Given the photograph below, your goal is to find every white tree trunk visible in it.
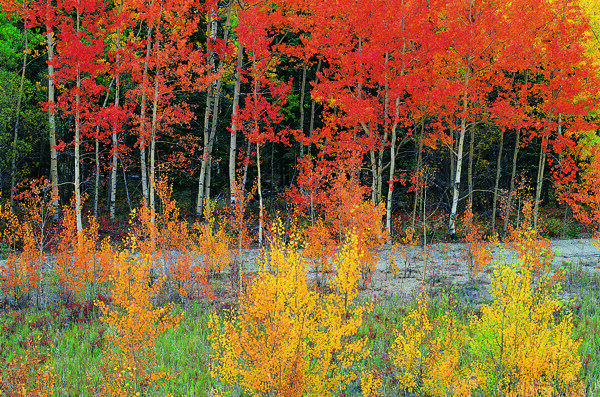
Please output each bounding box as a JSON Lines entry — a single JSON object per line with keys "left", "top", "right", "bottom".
{"left": 196, "top": 6, "right": 221, "bottom": 216}
{"left": 533, "top": 135, "right": 547, "bottom": 230}
{"left": 94, "top": 79, "right": 114, "bottom": 217}
{"left": 74, "top": 9, "right": 83, "bottom": 236}
{"left": 412, "top": 119, "right": 424, "bottom": 230}
{"left": 197, "top": 84, "right": 213, "bottom": 215}
{"left": 47, "top": 28, "right": 59, "bottom": 222}
{"left": 386, "top": 97, "right": 400, "bottom": 235}
{"left": 503, "top": 127, "right": 521, "bottom": 234}
{"left": 257, "top": 141, "right": 263, "bottom": 247}
{"left": 448, "top": 62, "right": 471, "bottom": 237}
{"left": 229, "top": 40, "right": 244, "bottom": 204}
{"left": 150, "top": 39, "right": 160, "bottom": 222}
{"left": 139, "top": 26, "right": 153, "bottom": 204}
{"left": 491, "top": 125, "right": 504, "bottom": 231}
{"left": 468, "top": 122, "right": 474, "bottom": 205}
{"left": 533, "top": 112, "right": 555, "bottom": 230}
{"left": 109, "top": 0, "right": 123, "bottom": 221}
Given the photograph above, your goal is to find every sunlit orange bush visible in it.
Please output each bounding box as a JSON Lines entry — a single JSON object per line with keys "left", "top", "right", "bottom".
{"left": 302, "top": 219, "right": 337, "bottom": 290}
{"left": 54, "top": 202, "right": 112, "bottom": 300}
{"left": 292, "top": 173, "right": 387, "bottom": 288}
{"left": 325, "top": 175, "right": 387, "bottom": 284}
{"left": 0, "top": 335, "right": 55, "bottom": 396}
{"left": 230, "top": 176, "right": 255, "bottom": 253}
{"left": 209, "top": 226, "right": 369, "bottom": 395}
{"left": 0, "top": 230, "right": 44, "bottom": 305}
{"left": 126, "top": 177, "right": 231, "bottom": 301}
{"left": 461, "top": 202, "right": 492, "bottom": 275}
{"left": 0, "top": 179, "right": 56, "bottom": 304}
{"left": 153, "top": 177, "right": 197, "bottom": 299}
{"left": 95, "top": 249, "right": 183, "bottom": 396}
{"left": 192, "top": 198, "right": 233, "bottom": 295}
{"left": 507, "top": 200, "right": 557, "bottom": 281}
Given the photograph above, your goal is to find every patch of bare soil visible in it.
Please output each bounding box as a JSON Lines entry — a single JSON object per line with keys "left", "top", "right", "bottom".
{"left": 360, "top": 238, "right": 600, "bottom": 304}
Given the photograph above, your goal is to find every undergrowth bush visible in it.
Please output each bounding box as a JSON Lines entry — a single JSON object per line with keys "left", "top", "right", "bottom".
{"left": 95, "top": 249, "right": 183, "bottom": 396}
{"left": 127, "top": 177, "right": 231, "bottom": 301}
{"left": 303, "top": 219, "right": 337, "bottom": 289}
{"left": 461, "top": 202, "right": 493, "bottom": 275}
{"left": 0, "top": 335, "right": 55, "bottom": 396}
{"left": 507, "top": 201, "right": 558, "bottom": 282}
{"left": 471, "top": 261, "right": 582, "bottom": 395}
{"left": 55, "top": 203, "right": 114, "bottom": 301}
{"left": 290, "top": 171, "right": 387, "bottom": 288}
{"left": 0, "top": 179, "right": 55, "bottom": 306}
{"left": 209, "top": 225, "right": 369, "bottom": 395}
{"left": 393, "top": 263, "right": 582, "bottom": 395}
{"left": 392, "top": 292, "right": 481, "bottom": 396}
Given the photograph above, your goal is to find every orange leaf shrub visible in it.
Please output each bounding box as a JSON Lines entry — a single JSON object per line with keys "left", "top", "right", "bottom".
{"left": 154, "top": 178, "right": 198, "bottom": 299}
{"left": 302, "top": 219, "right": 337, "bottom": 289}
{"left": 326, "top": 175, "right": 387, "bottom": 286}
{"left": 0, "top": 195, "right": 20, "bottom": 252}
{"left": 128, "top": 177, "right": 230, "bottom": 301}
{"left": 461, "top": 202, "right": 492, "bottom": 275}
{"left": 126, "top": 176, "right": 186, "bottom": 259}
{"left": 9, "top": 178, "right": 56, "bottom": 253}
{"left": 193, "top": 198, "right": 233, "bottom": 282}
{"left": 54, "top": 202, "right": 112, "bottom": 300}
{"left": 0, "top": 336, "right": 55, "bottom": 396}
{"left": 0, "top": 179, "right": 56, "bottom": 304}
{"left": 291, "top": 172, "right": 387, "bottom": 288}
{"left": 507, "top": 200, "right": 557, "bottom": 281}
{"left": 209, "top": 226, "right": 369, "bottom": 395}
{"left": 0, "top": 230, "right": 44, "bottom": 305}
{"left": 230, "top": 176, "right": 255, "bottom": 253}
{"left": 227, "top": 176, "right": 257, "bottom": 294}
{"left": 95, "top": 248, "right": 183, "bottom": 396}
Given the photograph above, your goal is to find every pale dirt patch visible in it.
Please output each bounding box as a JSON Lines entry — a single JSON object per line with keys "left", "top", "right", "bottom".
{"left": 359, "top": 238, "right": 600, "bottom": 303}
{"left": 1, "top": 238, "right": 598, "bottom": 308}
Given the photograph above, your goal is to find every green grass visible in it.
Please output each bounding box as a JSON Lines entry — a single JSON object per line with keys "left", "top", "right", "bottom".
{"left": 564, "top": 262, "right": 600, "bottom": 396}
{"left": 52, "top": 321, "right": 104, "bottom": 395}
{"left": 155, "top": 301, "right": 215, "bottom": 395}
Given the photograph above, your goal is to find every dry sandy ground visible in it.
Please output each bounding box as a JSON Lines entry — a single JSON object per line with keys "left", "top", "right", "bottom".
{"left": 361, "top": 238, "right": 600, "bottom": 302}
{"left": 229, "top": 238, "right": 600, "bottom": 305}
{"left": 1, "top": 238, "right": 599, "bottom": 307}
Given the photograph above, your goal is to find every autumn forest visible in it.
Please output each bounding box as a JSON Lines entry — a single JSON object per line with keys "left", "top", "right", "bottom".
{"left": 1, "top": 0, "right": 600, "bottom": 395}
